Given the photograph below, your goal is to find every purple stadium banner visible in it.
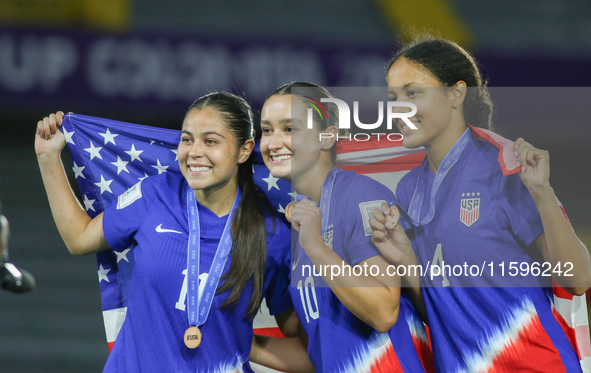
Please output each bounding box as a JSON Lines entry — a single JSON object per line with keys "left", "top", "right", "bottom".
{"left": 0, "top": 28, "right": 390, "bottom": 110}
{"left": 1, "top": 27, "right": 590, "bottom": 140}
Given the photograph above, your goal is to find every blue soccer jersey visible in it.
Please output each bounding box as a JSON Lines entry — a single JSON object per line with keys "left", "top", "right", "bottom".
{"left": 290, "top": 170, "right": 433, "bottom": 373}
{"left": 396, "top": 130, "right": 582, "bottom": 373}
{"left": 102, "top": 172, "right": 292, "bottom": 373}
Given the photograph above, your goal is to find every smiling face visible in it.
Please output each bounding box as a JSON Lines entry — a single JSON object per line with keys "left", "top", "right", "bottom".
{"left": 387, "top": 57, "right": 459, "bottom": 150}
{"left": 178, "top": 107, "right": 247, "bottom": 195}
{"left": 261, "top": 94, "right": 333, "bottom": 183}
{"left": 260, "top": 94, "right": 293, "bottom": 181}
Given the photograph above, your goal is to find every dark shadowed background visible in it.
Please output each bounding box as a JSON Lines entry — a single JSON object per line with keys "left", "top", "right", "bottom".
{"left": 0, "top": 0, "right": 590, "bottom": 371}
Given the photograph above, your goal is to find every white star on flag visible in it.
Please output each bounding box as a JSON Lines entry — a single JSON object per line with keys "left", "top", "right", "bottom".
{"left": 98, "top": 264, "right": 111, "bottom": 283}
{"left": 84, "top": 141, "right": 103, "bottom": 161}
{"left": 95, "top": 175, "right": 113, "bottom": 194}
{"left": 152, "top": 159, "right": 169, "bottom": 174}
{"left": 72, "top": 161, "right": 85, "bottom": 179}
{"left": 83, "top": 194, "right": 96, "bottom": 212}
{"left": 171, "top": 149, "right": 178, "bottom": 161}
{"left": 114, "top": 249, "right": 131, "bottom": 263}
{"left": 111, "top": 156, "right": 130, "bottom": 175}
{"left": 125, "top": 144, "right": 143, "bottom": 162}
{"left": 262, "top": 172, "right": 280, "bottom": 191}
{"left": 139, "top": 173, "right": 149, "bottom": 181}
{"left": 63, "top": 128, "right": 75, "bottom": 145}
{"left": 99, "top": 128, "right": 118, "bottom": 145}
{"left": 277, "top": 204, "right": 285, "bottom": 214}
{"left": 288, "top": 191, "right": 298, "bottom": 199}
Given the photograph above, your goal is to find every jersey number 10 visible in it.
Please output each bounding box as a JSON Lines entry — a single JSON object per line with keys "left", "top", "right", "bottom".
{"left": 297, "top": 276, "right": 319, "bottom": 323}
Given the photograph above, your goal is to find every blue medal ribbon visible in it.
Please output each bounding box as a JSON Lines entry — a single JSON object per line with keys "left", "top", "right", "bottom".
{"left": 293, "top": 167, "right": 341, "bottom": 237}
{"left": 408, "top": 128, "right": 471, "bottom": 226}
{"left": 185, "top": 186, "right": 241, "bottom": 329}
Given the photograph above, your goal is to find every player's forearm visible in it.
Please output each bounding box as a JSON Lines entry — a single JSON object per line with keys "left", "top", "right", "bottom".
{"left": 274, "top": 308, "right": 300, "bottom": 338}
{"left": 251, "top": 335, "right": 315, "bottom": 373}
{"left": 332, "top": 284, "right": 400, "bottom": 333}
{"left": 533, "top": 186, "right": 591, "bottom": 294}
{"left": 305, "top": 245, "right": 400, "bottom": 332}
{"left": 37, "top": 152, "right": 105, "bottom": 255}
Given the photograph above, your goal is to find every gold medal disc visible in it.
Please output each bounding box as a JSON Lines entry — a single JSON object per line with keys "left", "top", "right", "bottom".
{"left": 385, "top": 205, "right": 400, "bottom": 230}
{"left": 184, "top": 326, "right": 202, "bottom": 349}
{"left": 285, "top": 201, "right": 298, "bottom": 223}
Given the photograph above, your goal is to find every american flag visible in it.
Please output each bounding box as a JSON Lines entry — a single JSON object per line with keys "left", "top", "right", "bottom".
{"left": 61, "top": 113, "right": 292, "bottom": 354}
{"left": 62, "top": 114, "right": 590, "bottom": 372}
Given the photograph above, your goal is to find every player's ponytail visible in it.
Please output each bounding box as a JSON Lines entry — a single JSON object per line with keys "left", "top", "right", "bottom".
{"left": 386, "top": 37, "right": 494, "bottom": 131}
{"left": 188, "top": 92, "right": 276, "bottom": 320}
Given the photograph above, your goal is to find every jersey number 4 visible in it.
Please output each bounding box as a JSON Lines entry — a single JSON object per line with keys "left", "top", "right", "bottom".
{"left": 432, "top": 243, "right": 450, "bottom": 287}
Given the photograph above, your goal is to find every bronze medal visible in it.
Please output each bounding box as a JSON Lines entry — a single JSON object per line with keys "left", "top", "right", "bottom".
{"left": 285, "top": 201, "right": 298, "bottom": 223}
{"left": 184, "top": 326, "right": 202, "bottom": 349}
{"left": 385, "top": 205, "right": 400, "bottom": 230}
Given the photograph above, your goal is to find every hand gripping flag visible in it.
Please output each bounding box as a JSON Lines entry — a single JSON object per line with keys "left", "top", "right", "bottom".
{"left": 469, "top": 125, "right": 591, "bottom": 371}
{"left": 63, "top": 114, "right": 590, "bottom": 372}
{"left": 61, "top": 113, "right": 292, "bottom": 353}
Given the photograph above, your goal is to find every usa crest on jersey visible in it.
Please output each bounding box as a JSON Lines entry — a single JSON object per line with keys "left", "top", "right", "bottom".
{"left": 460, "top": 197, "right": 480, "bottom": 227}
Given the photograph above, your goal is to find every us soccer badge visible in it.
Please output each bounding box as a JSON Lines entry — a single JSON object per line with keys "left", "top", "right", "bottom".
{"left": 460, "top": 194, "right": 480, "bottom": 227}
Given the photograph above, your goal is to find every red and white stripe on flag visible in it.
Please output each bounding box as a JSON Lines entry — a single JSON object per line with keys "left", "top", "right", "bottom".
{"left": 472, "top": 126, "right": 591, "bottom": 372}
{"left": 103, "top": 308, "right": 127, "bottom": 352}
{"left": 251, "top": 138, "right": 424, "bottom": 371}
{"left": 62, "top": 113, "right": 587, "bottom": 372}
{"left": 552, "top": 199, "right": 591, "bottom": 372}
{"left": 253, "top": 133, "right": 591, "bottom": 373}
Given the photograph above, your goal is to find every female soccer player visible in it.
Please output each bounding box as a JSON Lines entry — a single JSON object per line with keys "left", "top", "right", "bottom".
{"left": 35, "top": 92, "right": 294, "bottom": 372}
{"left": 371, "top": 38, "right": 591, "bottom": 372}
{"left": 251, "top": 82, "right": 434, "bottom": 372}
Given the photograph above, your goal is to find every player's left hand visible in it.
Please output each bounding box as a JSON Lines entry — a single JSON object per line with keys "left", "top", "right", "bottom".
{"left": 370, "top": 203, "right": 414, "bottom": 265}
{"left": 291, "top": 198, "right": 325, "bottom": 253}
{"left": 513, "top": 138, "right": 551, "bottom": 194}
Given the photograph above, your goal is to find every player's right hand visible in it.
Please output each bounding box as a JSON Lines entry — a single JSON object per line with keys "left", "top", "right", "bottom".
{"left": 370, "top": 202, "right": 413, "bottom": 266}
{"left": 35, "top": 111, "right": 66, "bottom": 156}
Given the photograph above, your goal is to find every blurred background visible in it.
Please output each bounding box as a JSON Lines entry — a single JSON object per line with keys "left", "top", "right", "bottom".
{"left": 0, "top": 0, "right": 590, "bottom": 371}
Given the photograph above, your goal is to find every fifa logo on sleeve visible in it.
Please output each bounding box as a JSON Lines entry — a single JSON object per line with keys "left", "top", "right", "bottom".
{"left": 460, "top": 196, "right": 480, "bottom": 227}
{"left": 323, "top": 229, "right": 333, "bottom": 250}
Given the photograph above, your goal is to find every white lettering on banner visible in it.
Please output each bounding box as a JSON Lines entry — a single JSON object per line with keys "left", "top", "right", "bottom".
{"left": 235, "top": 47, "right": 326, "bottom": 101}
{"left": 177, "top": 43, "right": 232, "bottom": 98}
{"left": 88, "top": 38, "right": 232, "bottom": 100}
{"left": 0, "top": 34, "right": 77, "bottom": 93}
{"left": 43, "top": 36, "right": 78, "bottom": 92}
{"left": 0, "top": 32, "right": 399, "bottom": 105}
{"left": 336, "top": 54, "right": 389, "bottom": 87}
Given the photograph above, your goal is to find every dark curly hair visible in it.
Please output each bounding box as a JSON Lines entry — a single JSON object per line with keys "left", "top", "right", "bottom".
{"left": 386, "top": 38, "right": 494, "bottom": 131}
